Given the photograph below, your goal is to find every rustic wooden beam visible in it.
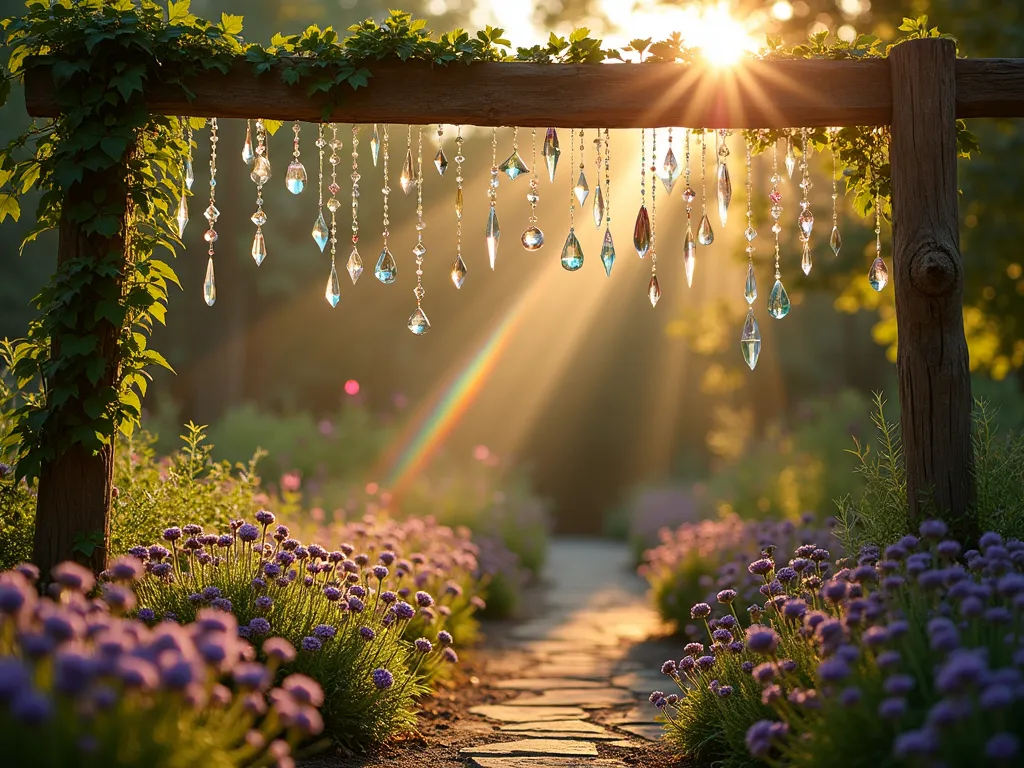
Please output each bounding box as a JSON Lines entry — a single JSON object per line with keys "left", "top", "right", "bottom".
{"left": 890, "top": 38, "right": 977, "bottom": 543}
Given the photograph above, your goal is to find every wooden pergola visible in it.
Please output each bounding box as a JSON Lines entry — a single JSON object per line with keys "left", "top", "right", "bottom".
{"left": 21, "top": 38, "right": 1024, "bottom": 571}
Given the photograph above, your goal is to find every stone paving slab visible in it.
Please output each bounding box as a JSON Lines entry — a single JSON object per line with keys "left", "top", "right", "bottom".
{"left": 496, "top": 678, "right": 604, "bottom": 691}
{"left": 461, "top": 739, "right": 598, "bottom": 757}
{"left": 610, "top": 672, "right": 670, "bottom": 696}
{"left": 498, "top": 720, "right": 620, "bottom": 739}
{"left": 470, "top": 705, "right": 589, "bottom": 723}
{"left": 617, "top": 723, "right": 664, "bottom": 741}
{"left": 504, "top": 688, "right": 635, "bottom": 709}
{"left": 467, "top": 759, "right": 627, "bottom": 768}
{"left": 605, "top": 705, "right": 655, "bottom": 725}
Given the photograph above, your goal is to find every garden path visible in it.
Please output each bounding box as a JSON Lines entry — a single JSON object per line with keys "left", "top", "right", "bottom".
{"left": 459, "top": 538, "right": 678, "bottom": 767}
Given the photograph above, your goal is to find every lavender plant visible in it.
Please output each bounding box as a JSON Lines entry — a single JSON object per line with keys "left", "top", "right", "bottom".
{"left": 0, "top": 559, "right": 324, "bottom": 768}
{"left": 130, "top": 512, "right": 463, "bottom": 749}
{"left": 651, "top": 520, "right": 1024, "bottom": 768}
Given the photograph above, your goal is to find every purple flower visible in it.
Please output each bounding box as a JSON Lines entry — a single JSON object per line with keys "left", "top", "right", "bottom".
{"left": 894, "top": 729, "right": 938, "bottom": 758}
{"left": 936, "top": 651, "right": 987, "bottom": 695}
{"left": 979, "top": 531, "right": 1004, "bottom": 550}
{"left": 716, "top": 589, "right": 737, "bottom": 604}
{"left": 684, "top": 642, "right": 704, "bottom": 656}
{"left": 263, "top": 638, "right": 296, "bottom": 663}
{"left": 980, "top": 684, "right": 1013, "bottom": 710}
{"left": 379, "top": 551, "right": 396, "bottom": 565}
{"left": 301, "top": 637, "right": 322, "bottom": 652}
{"left": 283, "top": 673, "right": 324, "bottom": 706}
{"left": 313, "top": 624, "right": 337, "bottom": 639}
{"left": 748, "top": 558, "right": 774, "bottom": 576}
{"left": 776, "top": 566, "right": 798, "bottom": 584}
{"left": 248, "top": 618, "right": 271, "bottom": 637}
{"left": 818, "top": 658, "right": 851, "bottom": 683}
{"left": 745, "top": 719, "right": 788, "bottom": 758}
{"left": 234, "top": 662, "right": 270, "bottom": 690}
{"left": 877, "top": 650, "right": 901, "bottom": 669}
{"left": 442, "top": 647, "right": 458, "bottom": 663}
{"left": 137, "top": 607, "right": 156, "bottom": 623}
{"left": 414, "top": 638, "right": 434, "bottom": 653}
{"left": 10, "top": 688, "right": 53, "bottom": 725}
{"left": 782, "top": 599, "right": 807, "bottom": 620}
{"left": 690, "top": 602, "right": 712, "bottom": 619}
{"left": 937, "top": 539, "right": 961, "bottom": 559}
{"left": 323, "top": 586, "right": 342, "bottom": 602}
{"left": 255, "top": 595, "right": 273, "bottom": 612}
{"left": 52, "top": 562, "right": 95, "bottom": 593}
{"left": 696, "top": 655, "right": 716, "bottom": 671}
{"left": 661, "top": 660, "right": 677, "bottom": 675}
{"left": 712, "top": 628, "right": 733, "bottom": 643}
{"left": 839, "top": 686, "right": 862, "bottom": 706}
{"left": 752, "top": 663, "right": 776, "bottom": 684}
{"left": 393, "top": 601, "right": 415, "bottom": 620}
{"left": 210, "top": 597, "right": 233, "bottom": 612}
{"left": 238, "top": 524, "right": 260, "bottom": 542}
{"left": 263, "top": 562, "right": 281, "bottom": 578}
{"left": 359, "top": 627, "right": 376, "bottom": 641}
{"left": 717, "top": 685, "right": 733, "bottom": 697}
{"left": 347, "top": 596, "right": 365, "bottom": 613}
{"left": 884, "top": 674, "right": 914, "bottom": 696}
{"left": 373, "top": 566, "right": 389, "bottom": 580}
{"left": 372, "top": 668, "right": 395, "bottom": 689}
{"left": 745, "top": 626, "right": 780, "bottom": 655}
{"left": 437, "top": 630, "right": 453, "bottom": 646}
{"left": 162, "top": 527, "right": 183, "bottom": 542}
{"left": 919, "top": 519, "right": 948, "bottom": 539}
{"left": 415, "top": 591, "right": 434, "bottom": 608}
{"left": 679, "top": 656, "right": 696, "bottom": 672}
{"left": 986, "top": 733, "right": 1019, "bottom": 760}
{"left": 822, "top": 580, "right": 847, "bottom": 603}
{"left": 255, "top": 510, "right": 275, "bottom": 526}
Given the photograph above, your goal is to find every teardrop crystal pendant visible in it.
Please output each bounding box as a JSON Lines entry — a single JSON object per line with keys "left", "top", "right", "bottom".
{"left": 869, "top": 256, "right": 889, "bottom": 291}
{"left": 176, "top": 187, "right": 188, "bottom": 238}
{"left": 648, "top": 275, "right": 661, "bottom": 307}
{"left": 434, "top": 147, "right": 448, "bottom": 176}
{"left": 697, "top": 212, "right": 714, "bottom": 246}
{"left": 683, "top": 227, "right": 696, "bottom": 287}
{"left": 660, "top": 147, "right": 680, "bottom": 194}
{"left": 522, "top": 226, "right": 544, "bottom": 251}
{"left": 799, "top": 208, "right": 814, "bottom": 237}
{"left": 285, "top": 160, "right": 307, "bottom": 194}
{"left": 325, "top": 264, "right": 341, "bottom": 307}
{"left": 370, "top": 125, "right": 380, "bottom": 167}
{"left": 740, "top": 309, "right": 761, "bottom": 370}
{"left": 203, "top": 257, "right": 216, "bottom": 306}
{"left": 312, "top": 212, "right": 329, "bottom": 252}
{"left": 592, "top": 185, "right": 605, "bottom": 229}
{"left": 408, "top": 306, "right": 431, "bottom": 335}
{"left": 745, "top": 262, "right": 757, "bottom": 304}
{"left": 543, "top": 128, "right": 560, "bottom": 182}
{"left": 500, "top": 151, "right": 529, "bottom": 181}
{"left": 574, "top": 171, "right": 589, "bottom": 206}
{"left": 801, "top": 243, "right": 813, "bottom": 275}
{"left": 560, "top": 229, "right": 584, "bottom": 271}
{"left": 600, "top": 227, "right": 616, "bottom": 277}
{"left": 633, "top": 205, "right": 651, "bottom": 258}
{"left": 375, "top": 247, "right": 398, "bottom": 284}
{"left": 400, "top": 148, "right": 416, "bottom": 194}
{"left": 251, "top": 231, "right": 267, "bottom": 266}
{"left": 450, "top": 255, "right": 467, "bottom": 289}
{"left": 717, "top": 161, "right": 732, "bottom": 227}
{"left": 250, "top": 155, "right": 271, "bottom": 185}
{"left": 767, "top": 279, "right": 791, "bottom": 319}
{"left": 830, "top": 226, "right": 842, "bottom": 257}
{"left": 184, "top": 158, "right": 194, "bottom": 191}
{"left": 242, "top": 123, "right": 254, "bottom": 166}
{"left": 785, "top": 140, "right": 796, "bottom": 179}
{"left": 485, "top": 206, "right": 500, "bottom": 270}
{"left": 347, "top": 248, "right": 363, "bottom": 284}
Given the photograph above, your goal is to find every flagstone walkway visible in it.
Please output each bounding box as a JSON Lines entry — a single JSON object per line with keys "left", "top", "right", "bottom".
{"left": 459, "top": 538, "right": 679, "bottom": 768}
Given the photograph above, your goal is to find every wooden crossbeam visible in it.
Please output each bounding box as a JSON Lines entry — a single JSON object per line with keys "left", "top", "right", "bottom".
{"left": 23, "top": 57, "right": 1024, "bottom": 129}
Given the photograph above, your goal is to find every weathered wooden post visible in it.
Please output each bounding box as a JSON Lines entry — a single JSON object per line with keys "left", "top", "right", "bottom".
{"left": 889, "top": 38, "right": 977, "bottom": 542}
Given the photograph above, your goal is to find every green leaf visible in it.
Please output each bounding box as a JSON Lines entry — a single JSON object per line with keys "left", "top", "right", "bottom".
{"left": 168, "top": 0, "right": 192, "bottom": 25}
{"left": 0, "top": 193, "right": 20, "bottom": 224}
{"left": 220, "top": 13, "right": 243, "bottom": 36}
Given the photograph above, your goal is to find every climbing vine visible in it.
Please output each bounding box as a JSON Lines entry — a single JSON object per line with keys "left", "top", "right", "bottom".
{"left": 0, "top": 0, "right": 977, "bottom": 483}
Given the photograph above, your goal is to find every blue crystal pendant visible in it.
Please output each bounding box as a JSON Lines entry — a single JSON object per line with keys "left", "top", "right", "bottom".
{"left": 375, "top": 247, "right": 397, "bottom": 284}
{"left": 312, "top": 212, "right": 329, "bottom": 252}
{"left": 600, "top": 227, "right": 616, "bottom": 276}
{"left": 560, "top": 229, "right": 584, "bottom": 271}
{"left": 767, "top": 278, "right": 790, "bottom": 319}
{"left": 500, "top": 151, "right": 529, "bottom": 180}
{"left": 408, "top": 306, "right": 430, "bottom": 335}
{"left": 741, "top": 308, "right": 761, "bottom": 370}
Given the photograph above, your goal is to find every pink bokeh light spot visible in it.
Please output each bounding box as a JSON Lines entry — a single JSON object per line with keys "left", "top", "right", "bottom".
{"left": 344, "top": 379, "right": 360, "bottom": 396}
{"left": 472, "top": 445, "right": 490, "bottom": 462}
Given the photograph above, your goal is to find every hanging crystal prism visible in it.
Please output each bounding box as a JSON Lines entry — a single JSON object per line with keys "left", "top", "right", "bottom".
{"left": 829, "top": 129, "right": 842, "bottom": 258}
{"left": 522, "top": 227, "right": 544, "bottom": 250}
{"left": 370, "top": 124, "right": 380, "bottom": 167}
{"left": 400, "top": 141, "right": 416, "bottom": 194}
{"left": 523, "top": 130, "right": 545, "bottom": 251}
{"left": 325, "top": 263, "right": 341, "bottom": 307}
{"left": 697, "top": 212, "right": 714, "bottom": 245}
{"left": 251, "top": 155, "right": 271, "bottom": 185}
{"left": 633, "top": 206, "right": 651, "bottom": 258}
{"left": 543, "top": 128, "right": 560, "bottom": 182}
{"left": 716, "top": 130, "right": 731, "bottom": 227}
{"left": 251, "top": 119, "right": 269, "bottom": 266}
{"left": 486, "top": 129, "right": 501, "bottom": 269}
{"left": 683, "top": 227, "right": 696, "bottom": 287}
{"left": 242, "top": 120, "right": 254, "bottom": 166}
{"left": 434, "top": 148, "right": 448, "bottom": 175}
{"left": 184, "top": 158, "right": 194, "bottom": 191}
{"left": 742, "top": 139, "right": 757, "bottom": 304}
{"left": 203, "top": 257, "right": 216, "bottom": 307}
{"left": 768, "top": 278, "right": 790, "bottom": 318}
{"left": 648, "top": 274, "right": 661, "bottom": 307}
{"left": 830, "top": 226, "right": 843, "bottom": 256}
{"left": 592, "top": 184, "right": 605, "bottom": 229}
{"left": 574, "top": 170, "right": 589, "bottom": 206}
{"left": 347, "top": 124, "right": 362, "bottom": 283}
{"left": 801, "top": 242, "right": 813, "bottom": 275}
{"left": 285, "top": 120, "right": 306, "bottom": 194}
{"left": 799, "top": 208, "right": 814, "bottom": 237}
{"left": 600, "top": 227, "right": 616, "bottom": 277}
{"left": 500, "top": 151, "right": 529, "bottom": 180}
{"left": 745, "top": 262, "right": 757, "bottom": 303}
{"left": 347, "top": 249, "right": 363, "bottom": 284}
{"left": 869, "top": 256, "right": 889, "bottom": 291}
{"left": 660, "top": 146, "right": 680, "bottom": 194}
{"left": 740, "top": 309, "right": 761, "bottom": 370}
{"left": 785, "top": 135, "right": 796, "bottom": 179}
{"left": 176, "top": 183, "right": 188, "bottom": 238}
{"left": 450, "top": 255, "right": 467, "bottom": 288}
{"left": 252, "top": 231, "right": 266, "bottom": 266}
{"left": 408, "top": 306, "right": 431, "bottom": 335}
{"left": 375, "top": 247, "right": 397, "bottom": 283}
{"left": 485, "top": 205, "right": 500, "bottom": 269}
{"left": 312, "top": 212, "right": 329, "bottom": 252}
{"left": 561, "top": 229, "right": 584, "bottom": 271}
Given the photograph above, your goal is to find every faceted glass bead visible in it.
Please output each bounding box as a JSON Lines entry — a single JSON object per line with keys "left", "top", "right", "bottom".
{"left": 450, "top": 255, "right": 467, "bottom": 289}
{"left": 203, "top": 257, "right": 216, "bottom": 307}
{"left": 683, "top": 186, "right": 696, "bottom": 204}
{"left": 485, "top": 206, "right": 500, "bottom": 270}
{"left": 203, "top": 229, "right": 218, "bottom": 244}
{"left": 801, "top": 242, "right": 813, "bottom": 275}
{"left": 312, "top": 212, "right": 329, "bottom": 252}
{"left": 744, "top": 225, "right": 757, "bottom": 242}
{"left": 285, "top": 160, "right": 307, "bottom": 194}
{"left": 521, "top": 226, "right": 544, "bottom": 251}
{"left": 543, "top": 128, "right": 560, "bottom": 182}
{"left": 740, "top": 308, "right": 761, "bottom": 370}
{"left": 648, "top": 274, "right": 661, "bottom": 307}
{"left": 325, "top": 263, "right": 341, "bottom": 307}
{"left": 408, "top": 306, "right": 431, "bottom": 335}
{"left": 434, "top": 148, "right": 448, "bottom": 176}
{"left": 252, "top": 231, "right": 267, "bottom": 266}
{"left": 370, "top": 125, "right": 380, "bottom": 167}
{"left": 251, "top": 209, "right": 267, "bottom": 227}
{"left": 799, "top": 208, "right": 814, "bottom": 237}
{"left": 204, "top": 204, "right": 220, "bottom": 224}
{"left": 830, "top": 225, "right": 842, "bottom": 257}
{"left": 375, "top": 247, "right": 397, "bottom": 284}
{"left": 327, "top": 198, "right": 341, "bottom": 213}
{"left": 329, "top": 182, "right": 341, "bottom": 196}
{"left": 717, "top": 161, "right": 732, "bottom": 227}
{"left": 600, "top": 227, "right": 616, "bottom": 277}
{"left": 574, "top": 171, "right": 590, "bottom": 206}
{"left": 745, "top": 262, "right": 757, "bottom": 304}
{"left": 347, "top": 248, "right": 364, "bottom": 284}
{"left": 633, "top": 205, "right": 651, "bottom": 258}
{"left": 785, "top": 141, "right": 797, "bottom": 178}
{"left": 184, "top": 158, "right": 194, "bottom": 191}
{"left": 697, "top": 212, "right": 714, "bottom": 246}
{"left": 176, "top": 190, "right": 188, "bottom": 238}
{"left": 526, "top": 190, "right": 539, "bottom": 204}
{"left": 242, "top": 123, "right": 254, "bottom": 166}
{"left": 400, "top": 148, "right": 416, "bottom": 195}
{"left": 592, "top": 185, "right": 605, "bottom": 229}
{"left": 500, "top": 151, "right": 529, "bottom": 180}
{"left": 560, "top": 229, "right": 584, "bottom": 272}
{"left": 412, "top": 242, "right": 427, "bottom": 257}
{"left": 869, "top": 256, "right": 889, "bottom": 291}
{"left": 683, "top": 227, "right": 696, "bottom": 287}
{"left": 660, "top": 147, "right": 681, "bottom": 194}
{"left": 250, "top": 155, "right": 271, "bottom": 185}
{"left": 768, "top": 278, "right": 790, "bottom": 319}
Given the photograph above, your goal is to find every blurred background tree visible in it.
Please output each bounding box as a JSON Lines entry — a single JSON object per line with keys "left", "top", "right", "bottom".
{"left": 2, "top": 0, "right": 1022, "bottom": 533}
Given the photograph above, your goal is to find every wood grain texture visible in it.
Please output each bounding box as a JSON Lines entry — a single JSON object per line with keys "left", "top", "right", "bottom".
{"left": 889, "top": 39, "right": 977, "bottom": 542}
{"left": 22, "top": 56, "right": 1024, "bottom": 126}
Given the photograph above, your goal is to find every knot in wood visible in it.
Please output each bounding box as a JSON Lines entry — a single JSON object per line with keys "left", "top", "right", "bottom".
{"left": 908, "top": 241, "right": 960, "bottom": 297}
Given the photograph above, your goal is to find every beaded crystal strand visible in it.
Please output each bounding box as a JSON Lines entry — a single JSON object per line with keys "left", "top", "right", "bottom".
{"left": 600, "top": 128, "right": 616, "bottom": 276}
{"left": 347, "top": 125, "right": 363, "bottom": 284}
{"left": 311, "top": 125, "right": 328, "bottom": 252}
{"left": 830, "top": 128, "right": 842, "bottom": 257}
{"left": 374, "top": 125, "right": 398, "bottom": 284}
{"left": 324, "top": 123, "right": 341, "bottom": 307}
{"left": 740, "top": 135, "right": 761, "bottom": 370}
{"left": 798, "top": 128, "right": 814, "bottom": 275}
{"left": 869, "top": 193, "right": 889, "bottom": 291}
{"left": 683, "top": 129, "right": 696, "bottom": 286}
{"left": 521, "top": 128, "right": 544, "bottom": 251}
{"left": 408, "top": 126, "right": 430, "bottom": 334}
{"left": 450, "top": 126, "right": 468, "bottom": 288}
{"left": 560, "top": 128, "right": 583, "bottom": 271}
{"left": 697, "top": 130, "right": 714, "bottom": 246}
{"left": 648, "top": 128, "right": 660, "bottom": 307}
{"left": 249, "top": 118, "right": 270, "bottom": 266}
{"left": 485, "top": 128, "right": 500, "bottom": 270}
{"left": 202, "top": 118, "right": 218, "bottom": 306}
{"left": 176, "top": 119, "right": 192, "bottom": 238}
{"left": 634, "top": 127, "right": 651, "bottom": 258}
{"left": 767, "top": 138, "right": 791, "bottom": 319}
